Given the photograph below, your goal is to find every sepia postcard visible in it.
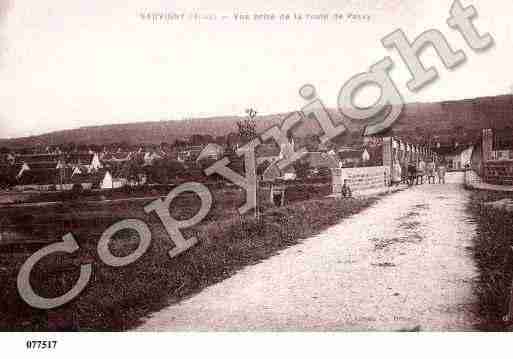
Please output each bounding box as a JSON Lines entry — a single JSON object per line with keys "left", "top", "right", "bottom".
{"left": 0, "top": 0, "right": 512, "bottom": 357}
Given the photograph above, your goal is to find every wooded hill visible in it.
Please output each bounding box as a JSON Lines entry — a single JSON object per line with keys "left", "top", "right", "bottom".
{"left": 1, "top": 94, "right": 512, "bottom": 149}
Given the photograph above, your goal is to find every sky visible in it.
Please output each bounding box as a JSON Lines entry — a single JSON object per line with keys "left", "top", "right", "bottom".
{"left": 0, "top": 0, "right": 511, "bottom": 139}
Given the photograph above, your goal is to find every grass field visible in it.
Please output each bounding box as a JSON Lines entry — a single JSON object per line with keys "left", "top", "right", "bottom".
{"left": 467, "top": 189, "right": 513, "bottom": 331}
{"left": 0, "top": 181, "right": 378, "bottom": 331}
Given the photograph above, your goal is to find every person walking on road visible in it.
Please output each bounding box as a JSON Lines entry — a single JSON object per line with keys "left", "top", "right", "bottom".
{"left": 437, "top": 161, "right": 446, "bottom": 184}
{"left": 427, "top": 160, "right": 436, "bottom": 184}
{"left": 392, "top": 160, "right": 402, "bottom": 186}
{"left": 401, "top": 160, "right": 408, "bottom": 185}
{"left": 416, "top": 159, "right": 426, "bottom": 185}
{"left": 407, "top": 162, "right": 417, "bottom": 186}
{"left": 341, "top": 179, "right": 352, "bottom": 198}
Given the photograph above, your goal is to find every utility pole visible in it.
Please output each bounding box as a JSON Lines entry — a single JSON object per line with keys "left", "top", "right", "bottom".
{"left": 245, "top": 108, "right": 259, "bottom": 220}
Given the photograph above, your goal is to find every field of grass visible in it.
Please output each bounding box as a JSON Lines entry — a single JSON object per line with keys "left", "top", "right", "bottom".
{"left": 467, "top": 189, "right": 513, "bottom": 331}
{"left": 0, "top": 182, "right": 377, "bottom": 331}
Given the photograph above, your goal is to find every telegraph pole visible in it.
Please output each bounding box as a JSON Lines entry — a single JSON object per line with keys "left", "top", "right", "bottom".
{"left": 245, "top": 108, "right": 259, "bottom": 220}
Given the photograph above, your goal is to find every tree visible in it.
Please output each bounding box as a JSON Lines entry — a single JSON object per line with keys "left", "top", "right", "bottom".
{"left": 89, "top": 144, "right": 102, "bottom": 153}
{"left": 237, "top": 108, "right": 258, "bottom": 143}
{"left": 62, "top": 142, "right": 77, "bottom": 153}
{"left": 0, "top": 173, "right": 9, "bottom": 189}
{"left": 225, "top": 132, "right": 241, "bottom": 150}
{"left": 318, "top": 167, "right": 332, "bottom": 177}
{"left": 190, "top": 134, "right": 208, "bottom": 146}
{"left": 236, "top": 118, "right": 257, "bottom": 143}
{"left": 197, "top": 157, "right": 218, "bottom": 170}
{"left": 174, "top": 138, "right": 189, "bottom": 148}
{"left": 147, "top": 159, "right": 186, "bottom": 184}
{"left": 214, "top": 135, "right": 226, "bottom": 145}
{"left": 119, "top": 159, "right": 142, "bottom": 182}
{"left": 160, "top": 142, "right": 171, "bottom": 151}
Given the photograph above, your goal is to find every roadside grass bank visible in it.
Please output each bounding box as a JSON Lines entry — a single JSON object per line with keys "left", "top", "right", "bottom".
{"left": 467, "top": 189, "right": 513, "bottom": 331}
{"left": 0, "top": 184, "right": 377, "bottom": 331}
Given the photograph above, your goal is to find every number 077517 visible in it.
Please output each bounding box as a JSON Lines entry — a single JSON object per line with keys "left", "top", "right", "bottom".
{"left": 26, "top": 340, "right": 57, "bottom": 350}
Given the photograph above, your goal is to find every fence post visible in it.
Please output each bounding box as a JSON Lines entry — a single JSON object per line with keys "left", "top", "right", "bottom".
{"left": 382, "top": 137, "right": 393, "bottom": 186}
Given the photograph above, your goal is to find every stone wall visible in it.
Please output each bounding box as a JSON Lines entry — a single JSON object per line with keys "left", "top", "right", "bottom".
{"left": 483, "top": 161, "right": 513, "bottom": 185}
{"left": 332, "top": 166, "right": 389, "bottom": 196}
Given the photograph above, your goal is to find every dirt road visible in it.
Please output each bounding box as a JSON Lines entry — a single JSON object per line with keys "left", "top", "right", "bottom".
{"left": 137, "top": 172, "right": 479, "bottom": 331}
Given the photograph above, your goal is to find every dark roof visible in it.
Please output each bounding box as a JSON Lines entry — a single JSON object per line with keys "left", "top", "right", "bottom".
{"left": 18, "top": 169, "right": 59, "bottom": 185}
{"left": 0, "top": 165, "right": 17, "bottom": 178}
{"left": 16, "top": 154, "right": 62, "bottom": 163}
{"left": 434, "top": 145, "right": 465, "bottom": 157}
{"left": 177, "top": 146, "right": 204, "bottom": 158}
{"left": 262, "top": 160, "right": 296, "bottom": 182}
{"left": 66, "top": 153, "right": 94, "bottom": 163}
{"left": 494, "top": 128, "right": 513, "bottom": 150}
{"left": 70, "top": 172, "right": 104, "bottom": 184}
{"left": 366, "top": 146, "right": 383, "bottom": 161}
{"left": 14, "top": 153, "right": 95, "bottom": 169}
{"left": 256, "top": 144, "right": 280, "bottom": 158}
{"left": 102, "top": 152, "right": 131, "bottom": 161}
{"left": 303, "top": 152, "right": 339, "bottom": 168}
{"left": 338, "top": 149, "right": 364, "bottom": 160}
{"left": 196, "top": 143, "right": 224, "bottom": 160}
{"left": 180, "top": 145, "right": 204, "bottom": 151}
{"left": 22, "top": 161, "right": 59, "bottom": 170}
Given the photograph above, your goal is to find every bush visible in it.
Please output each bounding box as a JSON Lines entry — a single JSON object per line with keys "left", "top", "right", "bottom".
{"left": 72, "top": 183, "right": 84, "bottom": 193}
{"left": 468, "top": 190, "right": 513, "bottom": 330}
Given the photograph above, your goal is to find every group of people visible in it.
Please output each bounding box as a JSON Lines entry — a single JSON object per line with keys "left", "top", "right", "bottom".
{"left": 392, "top": 158, "right": 446, "bottom": 186}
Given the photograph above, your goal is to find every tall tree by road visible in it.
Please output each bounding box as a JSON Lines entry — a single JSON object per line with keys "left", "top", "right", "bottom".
{"left": 237, "top": 108, "right": 258, "bottom": 143}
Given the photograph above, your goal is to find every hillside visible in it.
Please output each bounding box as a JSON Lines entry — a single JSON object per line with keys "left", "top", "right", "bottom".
{"left": 1, "top": 94, "right": 512, "bottom": 149}
{"left": 389, "top": 94, "right": 513, "bottom": 145}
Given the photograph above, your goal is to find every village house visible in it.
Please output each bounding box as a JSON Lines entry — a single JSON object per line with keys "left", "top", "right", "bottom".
{"left": 15, "top": 166, "right": 59, "bottom": 191}
{"left": 177, "top": 146, "right": 203, "bottom": 162}
{"left": 196, "top": 143, "right": 225, "bottom": 162}
{"left": 255, "top": 143, "right": 281, "bottom": 165}
{"left": 3, "top": 151, "right": 110, "bottom": 191}
{"left": 490, "top": 128, "right": 513, "bottom": 160}
{"left": 66, "top": 171, "right": 105, "bottom": 191}
{"left": 174, "top": 143, "right": 226, "bottom": 163}
{"left": 472, "top": 128, "right": 513, "bottom": 185}
{"left": 143, "top": 151, "right": 163, "bottom": 166}
{"left": 434, "top": 143, "right": 474, "bottom": 170}
{"left": 11, "top": 153, "right": 63, "bottom": 190}
{"left": 100, "top": 170, "right": 128, "bottom": 190}
{"left": 338, "top": 148, "right": 370, "bottom": 167}
{"left": 262, "top": 162, "right": 296, "bottom": 182}
{"left": 100, "top": 151, "right": 132, "bottom": 165}
{"left": 445, "top": 146, "right": 473, "bottom": 170}
{"left": 302, "top": 152, "right": 340, "bottom": 176}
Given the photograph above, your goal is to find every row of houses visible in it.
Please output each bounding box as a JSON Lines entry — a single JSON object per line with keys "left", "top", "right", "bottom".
{"left": 431, "top": 128, "right": 513, "bottom": 174}
{"left": 469, "top": 128, "right": 513, "bottom": 185}
{"left": 0, "top": 152, "right": 128, "bottom": 191}
{"left": 259, "top": 140, "right": 379, "bottom": 182}
{"left": 0, "top": 140, "right": 380, "bottom": 190}
{"left": 433, "top": 143, "right": 474, "bottom": 170}
{"left": 0, "top": 144, "right": 226, "bottom": 189}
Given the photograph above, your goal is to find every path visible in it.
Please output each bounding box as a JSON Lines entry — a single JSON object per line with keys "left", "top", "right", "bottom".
{"left": 137, "top": 172, "right": 479, "bottom": 331}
